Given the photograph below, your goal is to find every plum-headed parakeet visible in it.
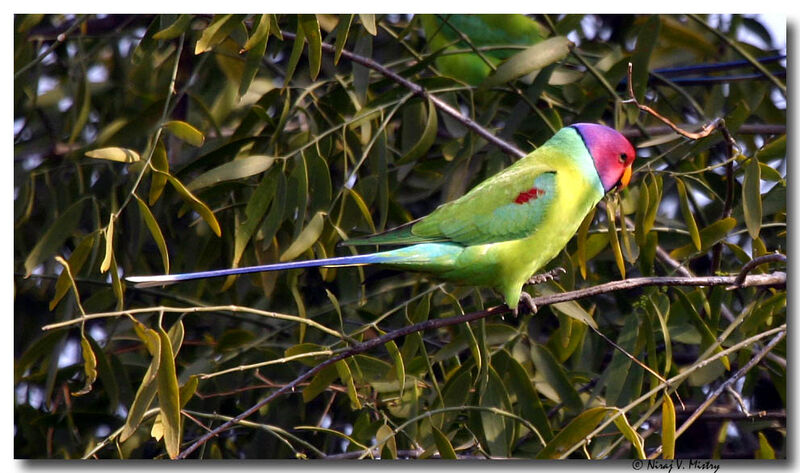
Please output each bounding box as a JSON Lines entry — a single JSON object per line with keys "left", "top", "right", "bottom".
{"left": 128, "top": 124, "right": 636, "bottom": 311}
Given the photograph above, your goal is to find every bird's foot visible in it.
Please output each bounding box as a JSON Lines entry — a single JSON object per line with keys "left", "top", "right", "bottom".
{"left": 525, "top": 267, "right": 566, "bottom": 286}
{"left": 513, "top": 291, "right": 538, "bottom": 317}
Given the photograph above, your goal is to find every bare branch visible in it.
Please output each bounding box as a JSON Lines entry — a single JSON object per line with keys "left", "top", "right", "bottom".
{"left": 176, "top": 270, "right": 785, "bottom": 458}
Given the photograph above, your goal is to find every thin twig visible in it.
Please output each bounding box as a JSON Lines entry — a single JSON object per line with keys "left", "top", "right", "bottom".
{"left": 728, "top": 253, "right": 787, "bottom": 289}
{"left": 623, "top": 63, "right": 731, "bottom": 142}
{"left": 647, "top": 328, "right": 786, "bottom": 458}
{"left": 280, "top": 30, "right": 526, "bottom": 160}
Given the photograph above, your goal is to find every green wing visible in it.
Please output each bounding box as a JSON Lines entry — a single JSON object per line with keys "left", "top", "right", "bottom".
{"left": 345, "top": 159, "right": 558, "bottom": 247}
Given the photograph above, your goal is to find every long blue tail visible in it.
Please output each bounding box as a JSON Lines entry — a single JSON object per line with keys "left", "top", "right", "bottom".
{"left": 126, "top": 253, "right": 392, "bottom": 288}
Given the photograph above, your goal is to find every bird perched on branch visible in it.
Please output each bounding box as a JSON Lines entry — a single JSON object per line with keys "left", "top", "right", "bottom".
{"left": 127, "top": 123, "right": 636, "bottom": 314}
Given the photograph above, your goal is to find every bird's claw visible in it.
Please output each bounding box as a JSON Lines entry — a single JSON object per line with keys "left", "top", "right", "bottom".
{"left": 525, "top": 267, "right": 566, "bottom": 286}
{"left": 513, "top": 291, "right": 538, "bottom": 317}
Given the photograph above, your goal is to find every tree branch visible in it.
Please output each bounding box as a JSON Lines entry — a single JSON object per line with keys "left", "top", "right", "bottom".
{"left": 175, "top": 270, "right": 785, "bottom": 458}
{"left": 279, "top": 30, "right": 527, "bottom": 160}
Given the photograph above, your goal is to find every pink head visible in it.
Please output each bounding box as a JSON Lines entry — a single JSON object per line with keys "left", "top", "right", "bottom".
{"left": 570, "top": 123, "right": 636, "bottom": 193}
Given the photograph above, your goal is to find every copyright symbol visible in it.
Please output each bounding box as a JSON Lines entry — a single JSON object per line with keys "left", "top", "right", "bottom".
{"left": 632, "top": 460, "right": 643, "bottom": 470}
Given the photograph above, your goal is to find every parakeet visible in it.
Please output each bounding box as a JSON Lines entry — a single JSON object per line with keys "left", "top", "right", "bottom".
{"left": 127, "top": 123, "right": 636, "bottom": 312}
{"left": 419, "top": 14, "right": 546, "bottom": 86}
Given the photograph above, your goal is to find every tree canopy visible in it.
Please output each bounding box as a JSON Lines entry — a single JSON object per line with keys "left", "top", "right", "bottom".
{"left": 14, "top": 14, "right": 786, "bottom": 460}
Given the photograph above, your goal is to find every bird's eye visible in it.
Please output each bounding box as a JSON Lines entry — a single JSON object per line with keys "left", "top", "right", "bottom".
{"left": 618, "top": 153, "right": 627, "bottom": 164}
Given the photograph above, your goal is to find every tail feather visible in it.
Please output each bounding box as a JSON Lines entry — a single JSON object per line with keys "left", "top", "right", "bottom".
{"left": 126, "top": 253, "right": 392, "bottom": 288}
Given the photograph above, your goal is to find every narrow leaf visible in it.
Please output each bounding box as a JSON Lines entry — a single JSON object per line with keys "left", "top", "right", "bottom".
{"left": 612, "top": 410, "right": 646, "bottom": 460}
{"left": 483, "top": 36, "right": 571, "bottom": 88}
{"left": 186, "top": 155, "right": 274, "bottom": 191}
{"left": 165, "top": 173, "right": 222, "bottom": 237}
{"left": 530, "top": 344, "right": 582, "bottom": 412}
{"left": 72, "top": 336, "right": 98, "bottom": 396}
{"left": 743, "top": 156, "right": 763, "bottom": 240}
{"left": 153, "top": 14, "right": 193, "bottom": 40}
{"left": 661, "top": 393, "right": 676, "bottom": 459}
{"left": 195, "top": 14, "right": 243, "bottom": 54}
{"left": 605, "top": 198, "right": 626, "bottom": 279}
{"left": 359, "top": 14, "right": 377, "bottom": 35}
{"left": 576, "top": 207, "right": 595, "bottom": 279}
{"left": 85, "top": 147, "right": 141, "bottom": 163}
{"left": 432, "top": 426, "right": 457, "bottom": 459}
{"left": 669, "top": 217, "right": 737, "bottom": 260}
{"left": 376, "top": 424, "right": 397, "bottom": 459}
{"left": 50, "top": 233, "right": 95, "bottom": 310}
{"left": 536, "top": 407, "right": 611, "bottom": 459}
{"left": 284, "top": 18, "right": 306, "bottom": 88}
{"left": 675, "top": 178, "right": 701, "bottom": 250}
{"left": 397, "top": 99, "right": 438, "bottom": 164}
{"left": 156, "top": 327, "right": 182, "bottom": 459}
{"left": 384, "top": 340, "right": 405, "bottom": 396}
{"left": 335, "top": 360, "right": 361, "bottom": 410}
{"left": 299, "top": 15, "right": 322, "bottom": 80}
{"left": 135, "top": 195, "right": 169, "bottom": 274}
{"left": 100, "top": 215, "right": 115, "bottom": 273}
{"left": 243, "top": 14, "right": 270, "bottom": 51}
{"left": 333, "top": 14, "right": 354, "bottom": 65}
{"left": 148, "top": 139, "right": 169, "bottom": 205}
{"left": 163, "top": 120, "right": 205, "bottom": 147}
{"left": 280, "top": 211, "right": 325, "bottom": 262}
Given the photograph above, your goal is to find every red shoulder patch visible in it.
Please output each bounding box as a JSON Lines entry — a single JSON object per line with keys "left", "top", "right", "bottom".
{"left": 514, "top": 187, "right": 546, "bottom": 204}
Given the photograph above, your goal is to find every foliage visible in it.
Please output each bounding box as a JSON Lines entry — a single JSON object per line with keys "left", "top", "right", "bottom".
{"left": 14, "top": 14, "right": 786, "bottom": 459}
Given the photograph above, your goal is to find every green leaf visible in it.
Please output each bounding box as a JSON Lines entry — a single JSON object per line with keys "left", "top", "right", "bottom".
{"left": 239, "top": 30, "right": 268, "bottom": 98}
{"left": 359, "top": 14, "right": 377, "bottom": 35}
{"left": 333, "top": 14, "right": 354, "bottom": 65}
{"left": 335, "top": 360, "right": 361, "bottom": 410}
{"left": 85, "top": 147, "right": 141, "bottom": 163}
{"left": 384, "top": 340, "right": 405, "bottom": 396}
{"left": 284, "top": 343, "right": 329, "bottom": 367}
{"left": 669, "top": 217, "right": 737, "bottom": 260}
{"left": 72, "top": 335, "right": 98, "bottom": 396}
{"left": 50, "top": 233, "right": 95, "bottom": 310}
{"left": 755, "top": 134, "right": 785, "bottom": 162}
{"left": 68, "top": 76, "right": 90, "bottom": 144}
{"left": 397, "top": 99, "right": 438, "bottom": 164}
{"left": 120, "top": 326, "right": 161, "bottom": 442}
{"left": 230, "top": 170, "right": 277, "bottom": 271}
{"left": 303, "top": 364, "right": 339, "bottom": 403}
{"left": 24, "top": 198, "right": 87, "bottom": 277}
{"left": 187, "top": 155, "right": 275, "bottom": 191}
{"left": 675, "top": 178, "right": 701, "bottom": 251}
{"left": 195, "top": 14, "right": 244, "bottom": 54}
{"left": 529, "top": 343, "right": 582, "bottom": 413}
{"left": 376, "top": 424, "right": 397, "bottom": 459}
{"left": 280, "top": 211, "right": 325, "bottom": 262}
{"left": 432, "top": 426, "right": 457, "bottom": 459}
{"left": 536, "top": 407, "right": 611, "bottom": 459}
{"left": 243, "top": 14, "right": 271, "bottom": 51}
{"left": 100, "top": 215, "right": 115, "bottom": 273}
{"left": 743, "top": 156, "right": 763, "bottom": 240}
{"left": 756, "top": 432, "right": 776, "bottom": 459}
{"left": 495, "top": 350, "right": 553, "bottom": 441}
{"left": 299, "top": 15, "right": 322, "bottom": 80}
{"left": 156, "top": 327, "right": 182, "bottom": 459}
{"left": 631, "top": 15, "right": 661, "bottom": 102}
{"left": 165, "top": 173, "right": 222, "bottom": 237}
{"left": 284, "top": 18, "right": 306, "bottom": 88}
{"left": 153, "top": 14, "right": 193, "bottom": 40}
{"left": 612, "top": 410, "right": 646, "bottom": 460}
{"left": 135, "top": 196, "right": 169, "bottom": 274}
{"left": 483, "top": 36, "right": 571, "bottom": 88}
{"left": 576, "top": 207, "right": 595, "bottom": 279}
{"left": 661, "top": 393, "right": 676, "bottom": 459}
{"left": 605, "top": 198, "right": 626, "bottom": 279}
{"left": 163, "top": 120, "right": 205, "bottom": 147}
{"left": 148, "top": 139, "right": 169, "bottom": 205}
